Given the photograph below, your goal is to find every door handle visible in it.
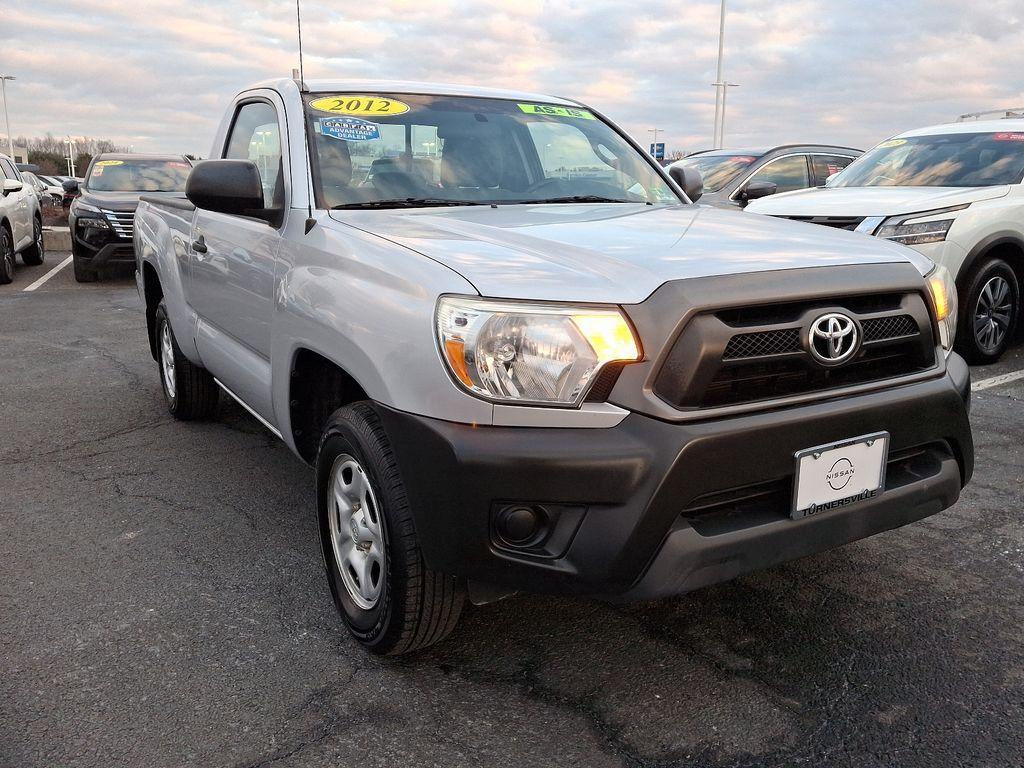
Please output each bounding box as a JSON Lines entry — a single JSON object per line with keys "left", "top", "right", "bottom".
{"left": 192, "top": 235, "right": 208, "bottom": 254}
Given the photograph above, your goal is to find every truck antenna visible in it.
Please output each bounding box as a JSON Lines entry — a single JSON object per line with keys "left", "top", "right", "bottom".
{"left": 295, "top": 0, "right": 308, "bottom": 92}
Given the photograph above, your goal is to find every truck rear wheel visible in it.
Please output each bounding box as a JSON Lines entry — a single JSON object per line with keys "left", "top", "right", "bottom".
{"left": 154, "top": 301, "right": 219, "bottom": 420}
{"left": 316, "top": 402, "right": 465, "bottom": 655}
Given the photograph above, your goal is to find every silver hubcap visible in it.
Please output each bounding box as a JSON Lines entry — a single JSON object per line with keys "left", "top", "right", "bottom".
{"left": 327, "top": 454, "right": 385, "bottom": 610}
{"left": 974, "top": 275, "right": 1013, "bottom": 353}
{"left": 160, "top": 322, "right": 177, "bottom": 400}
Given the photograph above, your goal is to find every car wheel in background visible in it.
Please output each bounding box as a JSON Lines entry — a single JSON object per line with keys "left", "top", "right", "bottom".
{"left": 21, "top": 218, "right": 45, "bottom": 266}
{"left": 72, "top": 253, "right": 97, "bottom": 283}
{"left": 0, "top": 227, "right": 14, "bottom": 285}
{"left": 317, "top": 402, "right": 465, "bottom": 655}
{"left": 956, "top": 258, "right": 1020, "bottom": 365}
{"left": 154, "top": 301, "right": 219, "bottom": 419}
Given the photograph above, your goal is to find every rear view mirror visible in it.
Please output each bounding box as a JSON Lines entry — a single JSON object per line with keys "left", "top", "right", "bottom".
{"left": 2, "top": 179, "right": 23, "bottom": 196}
{"left": 738, "top": 180, "right": 777, "bottom": 203}
{"left": 186, "top": 160, "right": 268, "bottom": 220}
{"left": 668, "top": 165, "right": 703, "bottom": 203}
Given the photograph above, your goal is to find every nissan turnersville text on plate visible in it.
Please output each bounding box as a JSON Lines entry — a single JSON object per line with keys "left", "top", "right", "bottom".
{"left": 134, "top": 79, "right": 973, "bottom": 655}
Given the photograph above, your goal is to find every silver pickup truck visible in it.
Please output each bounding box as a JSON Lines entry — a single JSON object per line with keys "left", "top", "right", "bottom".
{"left": 135, "top": 78, "right": 973, "bottom": 655}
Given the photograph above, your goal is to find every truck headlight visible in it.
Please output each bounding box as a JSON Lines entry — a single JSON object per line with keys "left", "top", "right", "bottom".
{"left": 77, "top": 217, "right": 110, "bottom": 229}
{"left": 927, "top": 265, "right": 957, "bottom": 353}
{"left": 436, "top": 296, "right": 641, "bottom": 406}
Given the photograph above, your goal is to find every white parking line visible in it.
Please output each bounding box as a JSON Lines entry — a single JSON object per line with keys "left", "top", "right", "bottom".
{"left": 973, "top": 369, "right": 1024, "bottom": 391}
{"left": 22, "top": 255, "right": 73, "bottom": 292}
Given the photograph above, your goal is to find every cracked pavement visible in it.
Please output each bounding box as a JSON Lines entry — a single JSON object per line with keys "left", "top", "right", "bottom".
{"left": 1, "top": 260, "right": 1023, "bottom": 767}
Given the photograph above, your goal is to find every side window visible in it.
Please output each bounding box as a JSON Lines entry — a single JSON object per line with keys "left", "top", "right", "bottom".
{"left": 0, "top": 158, "right": 19, "bottom": 180}
{"left": 811, "top": 155, "right": 856, "bottom": 186}
{"left": 746, "top": 155, "right": 810, "bottom": 194}
{"left": 224, "top": 101, "right": 283, "bottom": 208}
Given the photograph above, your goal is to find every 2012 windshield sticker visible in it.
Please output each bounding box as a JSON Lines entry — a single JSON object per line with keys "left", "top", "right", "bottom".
{"left": 309, "top": 96, "right": 410, "bottom": 116}
{"left": 518, "top": 104, "right": 596, "bottom": 120}
{"left": 318, "top": 117, "right": 380, "bottom": 142}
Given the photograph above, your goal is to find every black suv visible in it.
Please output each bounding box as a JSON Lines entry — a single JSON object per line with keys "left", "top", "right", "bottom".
{"left": 669, "top": 144, "right": 861, "bottom": 208}
{"left": 68, "top": 154, "right": 191, "bottom": 282}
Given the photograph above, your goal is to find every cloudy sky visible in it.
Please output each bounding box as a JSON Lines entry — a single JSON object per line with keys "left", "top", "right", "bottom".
{"left": 3, "top": 0, "right": 1024, "bottom": 156}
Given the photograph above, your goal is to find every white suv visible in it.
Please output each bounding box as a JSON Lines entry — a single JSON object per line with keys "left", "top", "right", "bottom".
{"left": 748, "top": 119, "right": 1024, "bottom": 363}
{"left": 0, "top": 152, "right": 45, "bottom": 284}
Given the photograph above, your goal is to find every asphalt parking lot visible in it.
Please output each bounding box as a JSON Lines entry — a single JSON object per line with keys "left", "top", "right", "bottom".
{"left": 2, "top": 256, "right": 1023, "bottom": 768}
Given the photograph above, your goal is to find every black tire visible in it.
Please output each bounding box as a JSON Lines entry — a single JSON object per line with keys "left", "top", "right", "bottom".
{"left": 317, "top": 402, "right": 465, "bottom": 655}
{"left": 154, "top": 301, "right": 219, "bottom": 420}
{"left": 0, "top": 226, "right": 13, "bottom": 285}
{"left": 21, "top": 217, "right": 44, "bottom": 266}
{"left": 72, "top": 253, "right": 97, "bottom": 283}
{"left": 955, "top": 258, "right": 1020, "bottom": 365}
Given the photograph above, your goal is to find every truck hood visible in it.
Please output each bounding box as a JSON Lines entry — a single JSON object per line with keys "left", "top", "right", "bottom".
{"left": 747, "top": 184, "right": 1010, "bottom": 218}
{"left": 330, "top": 203, "right": 932, "bottom": 303}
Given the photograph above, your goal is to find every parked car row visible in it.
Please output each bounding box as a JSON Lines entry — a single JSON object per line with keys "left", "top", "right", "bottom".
{"left": 133, "top": 79, "right": 973, "bottom": 655}
{"left": 0, "top": 153, "right": 45, "bottom": 283}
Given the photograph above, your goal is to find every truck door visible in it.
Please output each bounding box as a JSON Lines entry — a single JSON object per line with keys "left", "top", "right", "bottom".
{"left": 189, "top": 95, "right": 287, "bottom": 422}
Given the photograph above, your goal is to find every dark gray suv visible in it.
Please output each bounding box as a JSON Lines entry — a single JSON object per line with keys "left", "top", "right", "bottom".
{"left": 669, "top": 144, "right": 861, "bottom": 208}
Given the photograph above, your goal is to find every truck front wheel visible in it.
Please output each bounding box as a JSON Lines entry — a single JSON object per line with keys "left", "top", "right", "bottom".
{"left": 154, "top": 301, "right": 219, "bottom": 420}
{"left": 316, "top": 402, "right": 465, "bottom": 655}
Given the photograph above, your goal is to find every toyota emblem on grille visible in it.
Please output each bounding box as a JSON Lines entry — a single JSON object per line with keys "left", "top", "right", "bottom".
{"left": 808, "top": 312, "right": 860, "bottom": 366}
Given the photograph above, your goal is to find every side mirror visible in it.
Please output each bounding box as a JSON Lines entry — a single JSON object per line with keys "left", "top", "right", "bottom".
{"left": 62, "top": 179, "right": 79, "bottom": 194}
{"left": 738, "top": 180, "right": 777, "bottom": 203}
{"left": 668, "top": 164, "right": 703, "bottom": 203}
{"left": 186, "top": 159, "right": 269, "bottom": 220}
{"left": 2, "top": 179, "right": 24, "bottom": 196}
{"left": 824, "top": 172, "right": 840, "bottom": 187}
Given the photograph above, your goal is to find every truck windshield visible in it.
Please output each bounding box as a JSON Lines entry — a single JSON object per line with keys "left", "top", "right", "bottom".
{"left": 833, "top": 132, "right": 1024, "bottom": 188}
{"left": 86, "top": 159, "right": 191, "bottom": 193}
{"left": 303, "top": 93, "right": 680, "bottom": 208}
{"left": 673, "top": 153, "right": 759, "bottom": 193}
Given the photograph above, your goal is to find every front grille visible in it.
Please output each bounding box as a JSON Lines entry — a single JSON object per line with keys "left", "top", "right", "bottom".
{"left": 862, "top": 314, "right": 917, "bottom": 342}
{"left": 723, "top": 328, "right": 800, "bottom": 360}
{"left": 653, "top": 292, "right": 937, "bottom": 411}
{"left": 775, "top": 215, "right": 866, "bottom": 231}
{"left": 102, "top": 209, "right": 134, "bottom": 239}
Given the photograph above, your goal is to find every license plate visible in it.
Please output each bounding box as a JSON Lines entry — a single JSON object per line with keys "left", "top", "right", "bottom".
{"left": 791, "top": 432, "right": 889, "bottom": 520}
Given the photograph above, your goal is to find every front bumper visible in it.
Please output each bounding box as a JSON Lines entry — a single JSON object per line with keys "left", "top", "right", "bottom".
{"left": 378, "top": 354, "right": 972, "bottom": 601}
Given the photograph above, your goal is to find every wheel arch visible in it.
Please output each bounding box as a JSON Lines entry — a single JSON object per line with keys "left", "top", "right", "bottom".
{"left": 958, "top": 232, "right": 1024, "bottom": 293}
{"left": 141, "top": 260, "right": 164, "bottom": 361}
{"left": 288, "top": 347, "right": 371, "bottom": 465}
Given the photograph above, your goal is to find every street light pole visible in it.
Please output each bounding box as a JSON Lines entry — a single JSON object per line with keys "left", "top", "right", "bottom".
{"left": 719, "top": 82, "right": 739, "bottom": 148}
{"left": 0, "top": 75, "right": 16, "bottom": 160}
{"left": 711, "top": 0, "right": 726, "bottom": 149}
{"left": 648, "top": 128, "right": 663, "bottom": 156}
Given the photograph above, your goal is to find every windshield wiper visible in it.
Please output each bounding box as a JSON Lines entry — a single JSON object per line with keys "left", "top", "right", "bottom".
{"left": 332, "top": 198, "right": 488, "bottom": 210}
{"left": 507, "top": 195, "right": 636, "bottom": 205}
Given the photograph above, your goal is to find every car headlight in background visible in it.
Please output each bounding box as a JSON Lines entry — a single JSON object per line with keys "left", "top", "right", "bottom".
{"left": 436, "top": 296, "right": 641, "bottom": 406}
{"left": 926, "top": 264, "right": 958, "bottom": 353}
{"left": 875, "top": 204, "right": 969, "bottom": 246}
{"left": 76, "top": 217, "right": 110, "bottom": 229}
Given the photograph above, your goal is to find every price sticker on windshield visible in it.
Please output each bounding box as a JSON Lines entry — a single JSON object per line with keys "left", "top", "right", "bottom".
{"left": 518, "top": 104, "right": 596, "bottom": 120}
{"left": 94, "top": 160, "right": 125, "bottom": 167}
{"left": 876, "top": 139, "right": 907, "bottom": 149}
{"left": 994, "top": 132, "right": 1024, "bottom": 141}
{"left": 309, "top": 95, "right": 410, "bottom": 117}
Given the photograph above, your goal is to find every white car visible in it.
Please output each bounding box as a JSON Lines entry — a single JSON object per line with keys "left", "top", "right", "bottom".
{"left": 0, "top": 152, "right": 45, "bottom": 284}
{"left": 31, "top": 174, "right": 66, "bottom": 204}
{"left": 748, "top": 119, "right": 1024, "bottom": 363}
